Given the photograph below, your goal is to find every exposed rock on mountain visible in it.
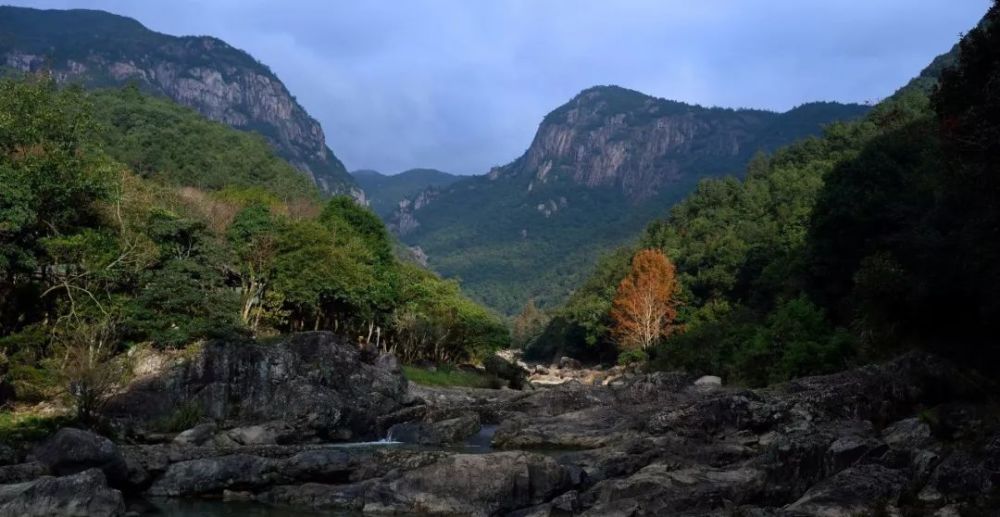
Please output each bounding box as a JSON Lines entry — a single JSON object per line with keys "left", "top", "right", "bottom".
{"left": 392, "top": 85, "right": 869, "bottom": 314}
{"left": 352, "top": 168, "right": 460, "bottom": 218}
{"left": 0, "top": 6, "right": 356, "bottom": 195}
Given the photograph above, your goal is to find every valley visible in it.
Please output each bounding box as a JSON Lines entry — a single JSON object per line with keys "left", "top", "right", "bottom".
{"left": 1, "top": 2, "right": 999, "bottom": 516}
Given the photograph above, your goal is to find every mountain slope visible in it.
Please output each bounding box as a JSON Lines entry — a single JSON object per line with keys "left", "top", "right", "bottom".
{"left": 393, "top": 86, "right": 869, "bottom": 314}
{"left": 352, "top": 168, "right": 460, "bottom": 218}
{"left": 0, "top": 6, "right": 356, "bottom": 195}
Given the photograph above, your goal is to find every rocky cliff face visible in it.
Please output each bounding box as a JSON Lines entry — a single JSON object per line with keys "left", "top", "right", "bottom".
{"left": 508, "top": 86, "right": 769, "bottom": 201}
{"left": 0, "top": 6, "right": 357, "bottom": 196}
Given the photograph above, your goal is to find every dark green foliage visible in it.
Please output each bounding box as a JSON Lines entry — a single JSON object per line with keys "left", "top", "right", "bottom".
{"left": 320, "top": 197, "right": 394, "bottom": 265}
{"left": 730, "top": 296, "right": 853, "bottom": 386}
{"left": 546, "top": 5, "right": 1000, "bottom": 382}
{"left": 0, "top": 77, "right": 507, "bottom": 410}
{"left": 806, "top": 2, "right": 1000, "bottom": 367}
{"left": 125, "top": 257, "right": 241, "bottom": 347}
{"left": 90, "top": 86, "right": 317, "bottom": 200}
{"left": 0, "top": 79, "right": 112, "bottom": 279}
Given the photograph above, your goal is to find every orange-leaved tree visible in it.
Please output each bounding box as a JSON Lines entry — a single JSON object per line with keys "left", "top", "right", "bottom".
{"left": 610, "top": 249, "right": 678, "bottom": 351}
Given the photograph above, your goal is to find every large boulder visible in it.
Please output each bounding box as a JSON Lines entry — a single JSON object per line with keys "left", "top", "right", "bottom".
{"left": 105, "top": 332, "right": 408, "bottom": 441}
{"left": 582, "top": 464, "right": 766, "bottom": 515}
{"left": 0, "top": 468, "right": 125, "bottom": 517}
{"left": 364, "top": 452, "right": 579, "bottom": 516}
{"left": 388, "top": 413, "right": 481, "bottom": 445}
{"left": 785, "top": 464, "right": 908, "bottom": 516}
{"left": 146, "top": 449, "right": 355, "bottom": 496}
{"left": 484, "top": 354, "right": 528, "bottom": 390}
{"left": 33, "top": 428, "right": 127, "bottom": 486}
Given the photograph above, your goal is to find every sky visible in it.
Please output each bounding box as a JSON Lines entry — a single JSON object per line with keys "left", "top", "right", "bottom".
{"left": 7, "top": 1, "right": 990, "bottom": 175}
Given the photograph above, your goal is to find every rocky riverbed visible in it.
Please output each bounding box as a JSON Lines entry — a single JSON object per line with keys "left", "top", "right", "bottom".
{"left": 1, "top": 332, "right": 998, "bottom": 515}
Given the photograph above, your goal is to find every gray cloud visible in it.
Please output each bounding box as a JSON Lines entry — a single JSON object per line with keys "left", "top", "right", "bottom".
{"left": 7, "top": 0, "right": 989, "bottom": 174}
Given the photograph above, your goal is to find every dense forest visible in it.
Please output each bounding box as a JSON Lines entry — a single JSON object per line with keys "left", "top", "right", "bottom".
{"left": 528, "top": 4, "right": 1000, "bottom": 385}
{"left": 0, "top": 78, "right": 507, "bottom": 410}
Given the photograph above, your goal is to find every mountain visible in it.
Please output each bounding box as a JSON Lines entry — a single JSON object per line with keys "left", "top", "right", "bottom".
{"left": 0, "top": 6, "right": 357, "bottom": 196}
{"left": 352, "top": 168, "right": 461, "bottom": 218}
{"left": 392, "top": 85, "right": 870, "bottom": 314}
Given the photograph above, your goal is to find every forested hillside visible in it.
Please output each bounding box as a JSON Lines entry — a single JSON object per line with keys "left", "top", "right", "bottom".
{"left": 0, "top": 77, "right": 507, "bottom": 409}
{"left": 0, "top": 6, "right": 357, "bottom": 195}
{"left": 534, "top": 6, "right": 1000, "bottom": 383}
{"left": 352, "top": 168, "right": 460, "bottom": 218}
{"left": 393, "top": 87, "right": 868, "bottom": 315}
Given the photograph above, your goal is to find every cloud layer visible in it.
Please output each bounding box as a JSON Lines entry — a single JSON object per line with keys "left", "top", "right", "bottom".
{"left": 9, "top": 0, "right": 989, "bottom": 174}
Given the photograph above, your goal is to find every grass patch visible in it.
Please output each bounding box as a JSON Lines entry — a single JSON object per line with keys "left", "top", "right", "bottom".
{"left": 152, "top": 402, "right": 204, "bottom": 432}
{"left": 0, "top": 411, "right": 74, "bottom": 445}
{"left": 402, "top": 365, "right": 499, "bottom": 389}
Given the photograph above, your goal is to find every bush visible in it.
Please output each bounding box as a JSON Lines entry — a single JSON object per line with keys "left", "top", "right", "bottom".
{"left": 617, "top": 349, "right": 648, "bottom": 367}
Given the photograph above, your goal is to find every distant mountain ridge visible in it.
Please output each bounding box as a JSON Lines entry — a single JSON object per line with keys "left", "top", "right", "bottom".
{"left": 0, "top": 6, "right": 357, "bottom": 196}
{"left": 352, "top": 168, "right": 460, "bottom": 218}
{"left": 392, "top": 85, "right": 870, "bottom": 314}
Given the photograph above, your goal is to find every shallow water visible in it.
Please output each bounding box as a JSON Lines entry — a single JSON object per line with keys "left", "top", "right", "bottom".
{"left": 141, "top": 498, "right": 335, "bottom": 516}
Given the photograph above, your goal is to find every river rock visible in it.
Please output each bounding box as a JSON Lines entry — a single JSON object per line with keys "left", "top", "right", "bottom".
{"left": 256, "top": 480, "right": 373, "bottom": 511}
{"left": 559, "top": 356, "right": 583, "bottom": 370}
{"left": 147, "top": 454, "right": 276, "bottom": 496}
{"left": 785, "top": 464, "right": 908, "bottom": 516}
{"left": 882, "top": 417, "right": 933, "bottom": 450}
{"left": 172, "top": 423, "right": 217, "bottom": 446}
{"left": 388, "top": 413, "right": 481, "bottom": 445}
{"left": 33, "top": 428, "right": 127, "bottom": 486}
{"left": 484, "top": 354, "right": 528, "bottom": 390}
{"left": 364, "top": 452, "right": 578, "bottom": 516}
{"left": 0, "top": 461, "right": 48, "bottom": 484}
{"left": 104, "top": 331, "right": 408, "bottom": 441}
{"left": 0, "top": 468, "right": 125, "bottom": 517}
{"left": 220, "top": 421, "right": 296, "bottom": 446}
{"left": 583, "top": 464, "right": 766, "bottom": 515}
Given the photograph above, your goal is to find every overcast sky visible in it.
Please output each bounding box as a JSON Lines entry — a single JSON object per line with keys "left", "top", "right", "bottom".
{"left": 7, "top": 1, "right": 990, "bottom": 174}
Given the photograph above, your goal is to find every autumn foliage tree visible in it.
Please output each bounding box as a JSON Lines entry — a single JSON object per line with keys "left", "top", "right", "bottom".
{"left": 610, "top": 249, "right": 678, "bottom": 351}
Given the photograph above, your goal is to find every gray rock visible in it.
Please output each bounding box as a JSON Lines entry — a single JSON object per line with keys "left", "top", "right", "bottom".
{"left": 172, "top": 423, "right": 217, "bottom": 446}
{"left": 222, "top": 421, "right": 295, "bottom": 446}
{"left": 33, "top": 428, "right": 127, "bottom": 486}
{"left": 583, "top": 464, "right": 766, "bottom": 515}
{"left": 388, "top": 413, "right": 481, "bottom": 445}
{"left": 105, "top": 332, "right": 408, "bottom": 442}
{"left": 364, "top": 452, "right": 577, "bottom": 516}
{"left": 920, "top": 451, "right": 994, "bottom": 503}
{"left": 256, "top": 481, "right": 372, "bottom": 511}
{"left": 785, "top": 464, "right": 907, "bottom": 516}
{"left": 484, "top": 354, "right": 528, "bottom": 390}
{"left": 882, "top": 417, "right": 932, "bottom": 449}
{"left": 147, "top": 454, "right": 275, "bottom": 496}
{"left": 282, "top": 449, "right": 352, "bottom": 481}
{"left": 559, "top": 356, "right": 583, "bottom": 370}
{"left": 0, "top": 461, "right": 48, "bottom": 484}
{"left": 0, "top": 468, "right": 125, "bottom": 517}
